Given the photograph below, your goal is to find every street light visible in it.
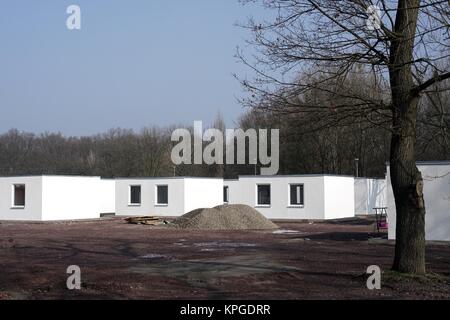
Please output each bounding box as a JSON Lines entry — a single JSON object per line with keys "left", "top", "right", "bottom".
{"left": 354, "top": 158, "right": 359, "bottom": 177}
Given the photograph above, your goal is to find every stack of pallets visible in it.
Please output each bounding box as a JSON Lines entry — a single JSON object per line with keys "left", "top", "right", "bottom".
{"left": 125, "top": 216, "right": 168, "bottom": 226}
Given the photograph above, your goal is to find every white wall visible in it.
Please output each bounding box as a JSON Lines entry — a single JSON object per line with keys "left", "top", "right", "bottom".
{"left": 99, "top": 179, "right": 116, "bottom": 214}
{"left": 324, "top": 176, "right": 355, "bottom": 219}
{"left": 226, "top": 175, "right": 326, "bottom": 219}
{"left": 386, "top": 168, "right": 395, "bottom": 239}
{"left": 354, "top": 178, "right": 387, "bottom": 215}
{"left": 0, "top": 173, "right": 376, "bottom": 222}
{"left": 115, "top": 178, "right": 225, "bottom": 217}
{"left": 0, "top": 176, "right": 43, "bottom": 221}
{"left": 115, "top": 178, "right": 185, "bottom": 217}
{"left": 41, "top": 176, "right": 106, "bottom": 221}
{"left": 387, "top": 162, "right": 450, "bottom": 241}
{"left": 225, "top": 175, "right": 355, "bottom": 220}
{"left": 184, "top": 178, "right": 223, "bottom": 213}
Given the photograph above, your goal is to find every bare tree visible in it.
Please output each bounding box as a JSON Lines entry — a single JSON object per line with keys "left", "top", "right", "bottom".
{"left": 140, "top": 127, "right": 173, "bottom": 177}
{"left": 417, "top": 77, "right": 450, "bottom": 159}
{"left": 237, "top": 0, "right": 450, "bottom": 274}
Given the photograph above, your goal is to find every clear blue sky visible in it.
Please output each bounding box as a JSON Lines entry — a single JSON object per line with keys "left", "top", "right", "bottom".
{"left": 0, "top": 1, "right": 268, "bottom": 136}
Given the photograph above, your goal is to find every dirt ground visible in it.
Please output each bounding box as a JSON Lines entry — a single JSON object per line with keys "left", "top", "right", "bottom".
{"left": 0, "top": 217, "right": 449, "bottom": 300}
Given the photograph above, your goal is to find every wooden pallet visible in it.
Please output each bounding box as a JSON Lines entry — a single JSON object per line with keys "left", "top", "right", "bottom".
{"left": 125, "top": 216, "right": 168, "bottom": 226}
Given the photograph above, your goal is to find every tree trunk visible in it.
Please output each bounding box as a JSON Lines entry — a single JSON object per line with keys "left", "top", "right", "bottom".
{"left": 389, "top": 0, "right": 426, "bottom": 274}
{"left": 390, "top": 105, "right": 426, "bottom": 274}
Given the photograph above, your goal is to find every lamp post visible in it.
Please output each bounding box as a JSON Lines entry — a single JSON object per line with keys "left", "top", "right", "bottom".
{"left": 354, "top": 158, "right": 359, "bottom": 177}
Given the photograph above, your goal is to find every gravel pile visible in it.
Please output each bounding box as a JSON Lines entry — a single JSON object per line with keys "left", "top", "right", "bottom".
{"left": 171, "top": 204, "right": 278, "bottom": 230}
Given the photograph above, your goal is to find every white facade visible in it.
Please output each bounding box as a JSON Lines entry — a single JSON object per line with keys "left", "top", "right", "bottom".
{"left": 354, "top": 178, "right": 387, "bottom": 215}
{"left": 0, "top": 176, "right": 43, "bottom": 221}
{"left": 0, "top": 176, "right": 115, "bottom": 221}
{"left": 387, "top": 162, "right": 450, "bottom": 241}
{"left": 5, "top": 171, "right": 427, "bottom": 223}
{"left": 224, "top": 175, "right": 355, "bottom": 220}
{"left": 115, "top": 177, "right": 224, "bottom": 217}
{"left": 97, "top": 179, "right": 116, "bottom": 214}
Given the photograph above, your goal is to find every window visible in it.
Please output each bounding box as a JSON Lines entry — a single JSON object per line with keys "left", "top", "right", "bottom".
{"left": 129, "top": 185, "right": 141, "bottom": 205}
{"left": 12, "top": 184, "right": 25, "bottom": 208}
{"left": 290, "top": 184, "right": 304, "bottom": 206}
{"left": 256, "top": 184, "right": 271, "bottom": 206}
{"left": 156, "top": 185, "right": 168, "bottom": 205}
{"left": 223, "top": 186, "right": 229, "bottom": 203}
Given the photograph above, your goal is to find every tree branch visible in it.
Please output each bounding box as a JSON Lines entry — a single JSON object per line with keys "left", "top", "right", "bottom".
{"left": 412, "top": 71, "right": 450, "bottom": 95}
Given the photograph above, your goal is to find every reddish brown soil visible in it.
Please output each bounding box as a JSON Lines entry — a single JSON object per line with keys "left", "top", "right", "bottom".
{"left": 0, "top": 217, "right": 449, "bottom": 300}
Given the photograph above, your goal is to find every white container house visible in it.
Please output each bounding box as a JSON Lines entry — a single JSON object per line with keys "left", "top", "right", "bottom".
{"left": 387, "top": 161, "right": 450, "bottom": 241}
{"left": 0, "top": 176, "right": 115, "bottom": 221}
{"left": 224, "top": 175, "right": 355, "bottom": 220}
{"left": 115, "top": 177, "right": 224, "bottom": 217}
{"left": 354, "top": 178, "right": 387, "bottom": 215}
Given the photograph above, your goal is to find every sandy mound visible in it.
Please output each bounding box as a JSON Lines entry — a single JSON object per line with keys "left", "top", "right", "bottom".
{"left": 171, "top": 204, "right": 278, "bottom": 230}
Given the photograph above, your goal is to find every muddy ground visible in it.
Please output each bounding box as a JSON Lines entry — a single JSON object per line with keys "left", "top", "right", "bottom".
{"left": 0, "top": 217, "right": 449, "bottom": 299}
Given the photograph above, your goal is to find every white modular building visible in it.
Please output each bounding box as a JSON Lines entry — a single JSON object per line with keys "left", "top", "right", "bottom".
{"left": 387, "top": 161, "right": 450, "bottom": 241}
{"left": 114, "top": 177, "right": 224, "bottom": 217}
{"left": 354, "top": 178, "right": 387, "bottom": 215}
{"left": 224, "top": 175, "right": 355, "bottom": 220}
{"left": 0, "top": 176, "right": 115, "bottom": 221}
{"left": 4, "top": 166, "right": 443, "bottom": 228}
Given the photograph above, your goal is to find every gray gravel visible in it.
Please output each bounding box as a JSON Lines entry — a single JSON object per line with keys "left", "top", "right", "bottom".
{"left": 171, "top": 204, "right": 278, "bottom": 230}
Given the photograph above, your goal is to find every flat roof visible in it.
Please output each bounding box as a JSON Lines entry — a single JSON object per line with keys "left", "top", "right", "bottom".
{"left": 0, "top": 175, "right": 102, "bottom": 179}
{"left": 0, "top": 174, "right": 393, "bottom": 181}
{"left": 113, "top": 176, "right": 223, "bottom": 180}
{"left": 237, "top": 174, "right": 355, "bottom": 179}
{"left": 0, "top": 175, "right": 223, "bottom": 180}
{"left": 386, "top": 160, "right": 450, "bottom": 166}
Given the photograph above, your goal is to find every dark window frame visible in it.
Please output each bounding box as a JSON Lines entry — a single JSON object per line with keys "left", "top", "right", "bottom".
{"left": 129, "top": 185, "right": 142, "bottom": 205}
{"left": 12, "top": 184, "right": 26, "bottom": 208}
{"left": 223, "top": 186, "right": 229, "bottom": 203}
{"left": 156, "top": 185, "right": 169, "bottom": 205}
{"left": 256, "top": 184, "right": 271, "bottom": 206}
{"left": 289, "top": 184, "right": 304, "bottom": 206}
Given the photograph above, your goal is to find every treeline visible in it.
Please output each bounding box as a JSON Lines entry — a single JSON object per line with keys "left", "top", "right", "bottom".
{"left": 0, "top": 103, "right": 447, "bottom": 179}
{"left": 1, "top": 69, "right": 448, "bottom": 179}
{"left": 237, "top": 67, "right": 450, "bottom": 178}
{"left": 0, "top": 123, "right": 241, "bottom": 178}
{"left": 0, "top": 128, "right": 174, "bottom": 178}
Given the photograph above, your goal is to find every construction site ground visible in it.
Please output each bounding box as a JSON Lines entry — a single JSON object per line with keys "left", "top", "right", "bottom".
{"left": 0, "top": 216, "right": 449, "bottom": 299}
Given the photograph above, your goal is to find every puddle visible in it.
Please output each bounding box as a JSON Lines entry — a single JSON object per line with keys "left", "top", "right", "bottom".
{"left": 173, "top": 239, "right": 189, "bottom": 246}
{"left": 193, "top": 241, "right": 257, "bottom": 248}
{"left": 130, "top": 254, "right": 299, "bottom": 281}
{"left": 139, "top": 253, "right": 170, "bottom": 260}
{"left": 272, "top": 229, "right": 303, "bottom": 235}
